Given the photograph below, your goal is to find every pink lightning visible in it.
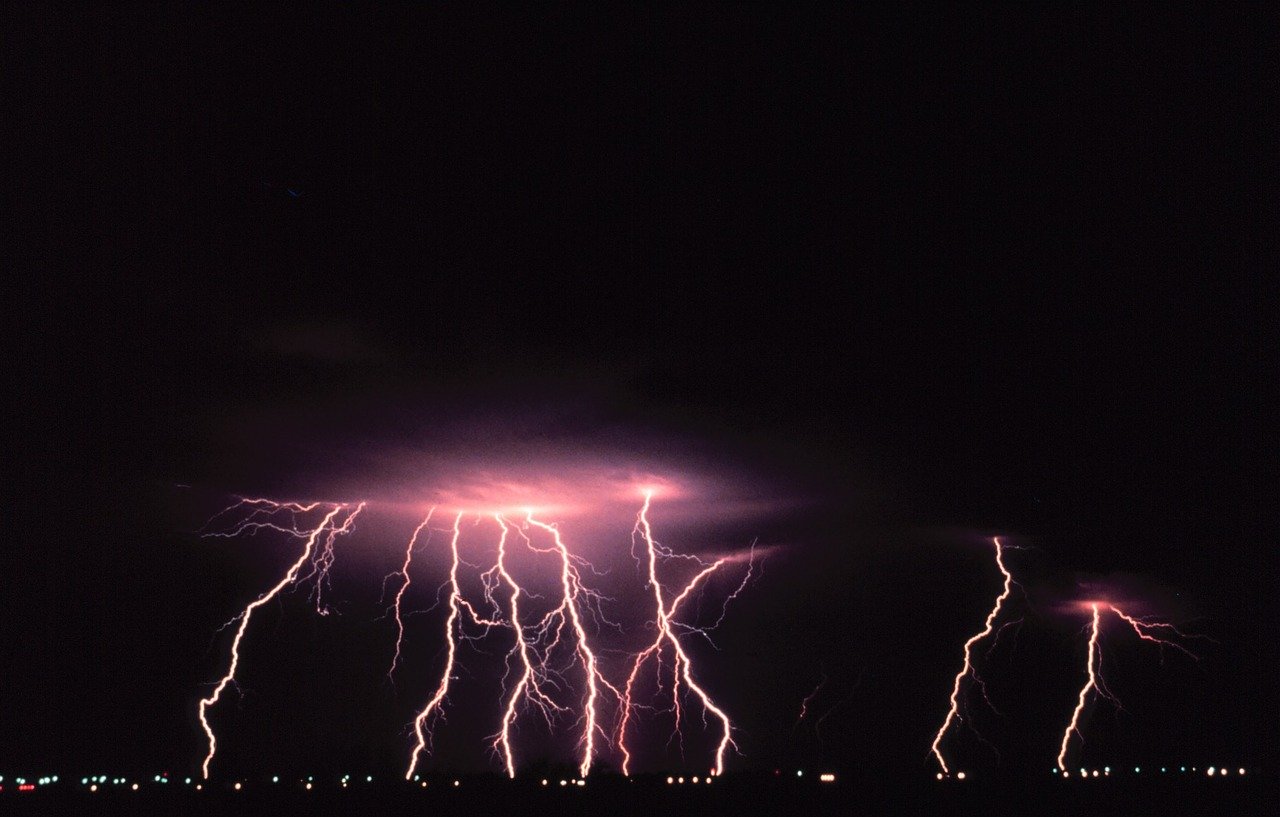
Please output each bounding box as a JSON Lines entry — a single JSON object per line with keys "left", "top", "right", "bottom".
{"left": 198, "top": 488, "right": 758, "bottom": 779}
{"left": 616, "top": 491, "right": 746, "bottom": 777}
{"left": 930, "top": 536, "right": 1017, "bottom": 776}
{"left": 488, "top": 514, "right": 568, "bottom": 777}
{"left": 197, "top": 500, "right": 364, "bottom": 779}
{"left": 405, "top": 513, "right": 471, "bottom": 779}
{"left": 524, "top": 512, "right": 625, "bottom": 778}
{"left": 1057, "top": 602, "right": 1106, "bottom": 772}
{"left": 1056, "top": 601, "right": 1199, "bottom": 771}
{"left": 386, "top": 510, "right": 435, "bottom": 680}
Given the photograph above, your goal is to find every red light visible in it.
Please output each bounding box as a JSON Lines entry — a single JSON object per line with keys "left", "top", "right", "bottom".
{"left": 18, "top": 784, "right": 36, "bottom": 792}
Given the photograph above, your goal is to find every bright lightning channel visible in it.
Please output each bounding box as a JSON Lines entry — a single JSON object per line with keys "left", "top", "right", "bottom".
{"left": 616, "top": 491, "right": 751, "bottom": 777}
{"left": 930, "top": 536, "right": 1018, "bottom": 776}
{"left": 1056, "top": 602, "right": 1197, "bottom": 771}
{"left": 197, "top": 500, "right": 365, "bottom": 779}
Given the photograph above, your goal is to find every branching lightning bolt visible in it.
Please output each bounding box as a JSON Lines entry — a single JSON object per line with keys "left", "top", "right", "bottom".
{"left": 199, "top": 491, "right": 756, "bottom": 779}
{"left": 406, "top": 513, "right": 473, "bottom": 778}
{"left": 616, "top": 491, "right": 748, "bottom": 777}
{"left": 488, "top": 514, "right": 568, "bottom": 778}
{"left": 1057, "top": 602, "right": 1106, "bottom": 772}
{"left": 524, "top": 512, "right": 625, "bottom": 778}
{"left": 1056, "top": 601, "right": 1200, "bottom": 771}
{"left": 197, "top": 500, "right": 364, "bottom": 779}
{"left": 930, "top": 536, "right": 1017, "bottom": 776}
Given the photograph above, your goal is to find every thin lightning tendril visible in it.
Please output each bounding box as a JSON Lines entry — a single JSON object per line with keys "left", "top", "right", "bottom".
{"left": 386, "top": 510, "right": 435, "bottom": 681}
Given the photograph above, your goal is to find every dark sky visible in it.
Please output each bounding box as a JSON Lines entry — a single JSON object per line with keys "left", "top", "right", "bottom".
{"left": 5, "top": 3, "right": 1276, "bottom": 785}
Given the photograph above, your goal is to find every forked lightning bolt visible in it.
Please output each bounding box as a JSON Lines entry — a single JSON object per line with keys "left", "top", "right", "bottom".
{"left": 197, "top": 500, "right": 364, "bottom": 779}
{"left": 406, "top": 512, "right": 500, "bottom": 779}
{"left": 524, "top": 512, "right": 626, "bottom": 778}
{"left": 1057, "top": 602, "right": 1108, "bottom": 772}
{"left": 198, "top": 492, "right": 755, "bottom": 779}
{"left": 488, "top": 514, "right": 568, "bottom": 778}
{"left": 616, "top": 491, "right": 750, "bottom": 777}
{"left": 930, "top": 537, "right": 1018, "bottom": 776}
{"left": 1056, "top": 602, "right": 1198, "bottom": 771}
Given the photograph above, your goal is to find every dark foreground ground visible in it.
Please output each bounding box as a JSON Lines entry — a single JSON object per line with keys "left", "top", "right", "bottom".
{"left": 0, "top": 774, "right": 1266, "bottom": 817}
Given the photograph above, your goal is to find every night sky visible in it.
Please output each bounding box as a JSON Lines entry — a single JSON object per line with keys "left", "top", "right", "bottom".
{"left": 6, "top": 3, "right": 1276, "bottom": 787}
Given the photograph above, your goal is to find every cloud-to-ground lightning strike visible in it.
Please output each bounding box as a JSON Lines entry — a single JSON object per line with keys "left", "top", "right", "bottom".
{"left": 1057, "top": 602, "right": 1108, "bottom": 773}
{"left": 930, "top": 537, "right": 1017, "bottom": 776}
{"left": 524, "top": 512, "right": 626, "bottom": 778}
{"left": 486, "top": 515, "right": 569, "bottom": 778}
{"left": 406, "top": 513, "right": 476, "bottom": 779}
{"left": 197, "top": 500, "right": 365, "bottom": 779}
{"left": 1056, "top": 601, "right": 1199, "bottom": 772}
{"left": 616, "top": 491, "right": 748, "bottom": 777}
{"left": 198, "top": 489, "right": 758, "bottom": 779}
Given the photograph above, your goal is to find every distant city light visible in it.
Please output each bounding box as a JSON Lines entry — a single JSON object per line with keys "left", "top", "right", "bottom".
{"left": 819, "top": 773, "right": 836, "bottom": 783}
{"left": 956, "top": 772, "right": 966, "bottom": 780}
{"left": 131, "top": 783, "right": 139, "bottom": 791}
{"left": 90, "top": 784, "right": 98, "bottom": 792}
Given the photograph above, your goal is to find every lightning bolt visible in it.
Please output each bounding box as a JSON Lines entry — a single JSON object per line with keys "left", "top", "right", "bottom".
{"left": 616, "top": 491, "right": 746, "bottom": 777}
{"left": 1057, "top": 602, "right": 1106, "bottom": 772}
{"left": 386, "top": 510, "right": 435, "bottom": 681}
{"left": 201, "top": 492, "right": 756, "bottom": 779}
{"left": 930, "top": 536, "right": 1017, "bottom": 776}
{"left": 524, "top": 512, "right": 625, "bottom": 778}
{"left": 489, "top": 514, "right": 569, "bottom": 778}
{"left": 406, "top": 513, "right": 471, "bottom": 778}
{"left": 1056, "top": 601, "right": 1200, "bottom": 772}
{"left": 197, "top": 500, "right": 364, "bottom": 779}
